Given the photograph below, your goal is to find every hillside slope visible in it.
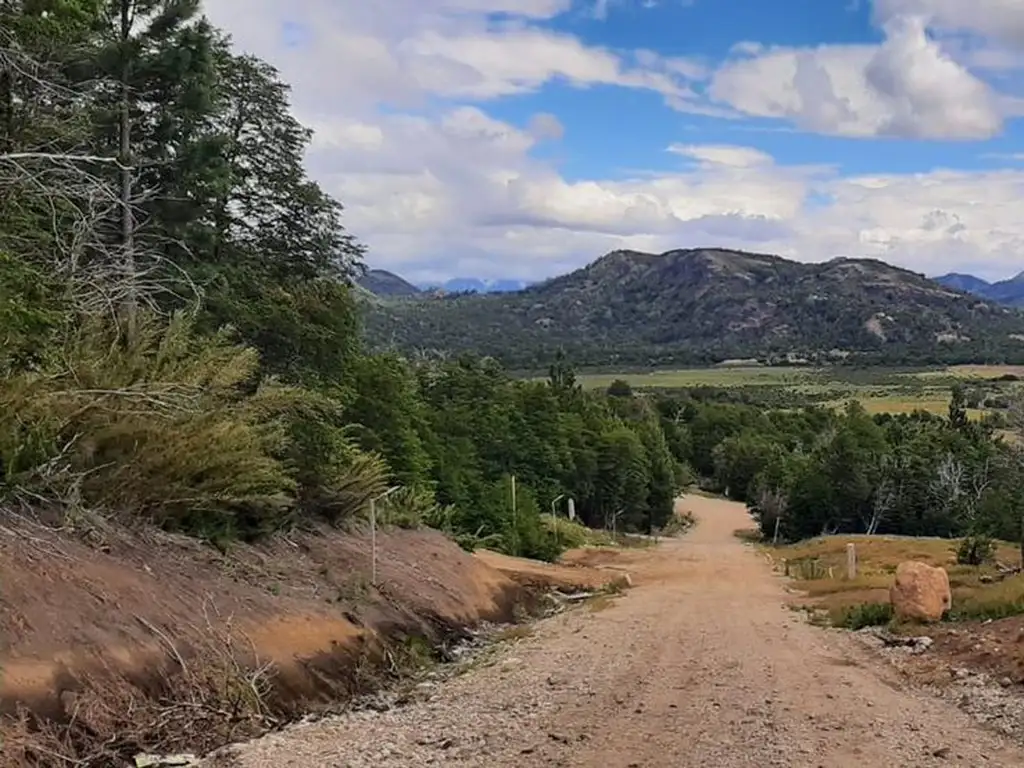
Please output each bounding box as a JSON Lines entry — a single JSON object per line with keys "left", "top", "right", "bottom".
{"left": 357, "top": 268, "right": 422, "bottom": 297}
{"left": 363, "top": 248, "right": 1024, "bottom": 367}
{"left": 0, "top": 518, "right": 618, "bottom": 763}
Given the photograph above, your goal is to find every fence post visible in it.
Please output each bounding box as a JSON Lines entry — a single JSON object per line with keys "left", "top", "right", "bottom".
{"left": 846, "top": 542, "right": 857, "bottom": 580}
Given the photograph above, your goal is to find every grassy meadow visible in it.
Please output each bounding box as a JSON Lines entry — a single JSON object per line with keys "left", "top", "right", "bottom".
{"left": 767, "top": 534, "right": 1024, "bottom": 627}
{"left": 570, "top": 364, "right": 1024, "bottom": 420}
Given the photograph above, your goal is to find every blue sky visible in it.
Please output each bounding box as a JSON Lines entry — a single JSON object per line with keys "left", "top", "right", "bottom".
{"left": 205, "top": 0, "right": 1024, "bottom": 283}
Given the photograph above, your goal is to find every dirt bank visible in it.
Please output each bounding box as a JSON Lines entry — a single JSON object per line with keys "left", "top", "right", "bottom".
{"left": 215, "top": 497, "right": 1024, "bottom": 768}
{"left": 0, "top": 513, "right": 620, "bottom": 766}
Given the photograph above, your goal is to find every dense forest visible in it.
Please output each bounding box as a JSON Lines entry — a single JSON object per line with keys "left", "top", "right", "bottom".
{"left": 0, "top": 0, "right": 684, "bottom": 559}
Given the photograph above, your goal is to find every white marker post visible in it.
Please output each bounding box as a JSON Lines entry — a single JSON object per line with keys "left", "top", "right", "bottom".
{"left": 846, "top": 542, "right": 857, "bottom": 580}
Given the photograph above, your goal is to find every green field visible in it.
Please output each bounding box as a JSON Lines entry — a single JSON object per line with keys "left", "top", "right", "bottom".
{"left": 572, "top": 364, "right": 1024, "bottom": 419}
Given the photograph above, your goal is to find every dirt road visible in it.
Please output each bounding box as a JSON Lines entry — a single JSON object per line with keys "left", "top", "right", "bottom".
{"left": 218, "top": 496, "right": 1024, "bottom": 767}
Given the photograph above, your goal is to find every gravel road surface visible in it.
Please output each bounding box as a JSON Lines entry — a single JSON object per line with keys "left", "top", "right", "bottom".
{"left": 214, "top": 496, "right": 1024, "bottom": 767}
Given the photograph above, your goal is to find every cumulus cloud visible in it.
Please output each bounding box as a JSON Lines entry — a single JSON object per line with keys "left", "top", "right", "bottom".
{"left": 873, "top": 0, "right": 1024, "bottom": 48}
{"left": 200, "top": 0, "right": 1024, "bottom": 284}
{"left": 204, "top": 0, "right": 705, "bottom": 117}
{"left": 710, "top": 17, "right": 1003, "bottom": 139}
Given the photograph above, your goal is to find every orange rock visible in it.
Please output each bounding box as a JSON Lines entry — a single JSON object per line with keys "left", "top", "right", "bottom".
{"left": 890, "top": 561, "right": 952, "bottom": 623}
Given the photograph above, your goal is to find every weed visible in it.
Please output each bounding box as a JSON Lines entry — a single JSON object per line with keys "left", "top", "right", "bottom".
{"left": 662, "top": 511, "right": 696, "bottom": 537}
{"left": 787, "top": 557, "right": 829, "bottom": 580}
{"left": 335, "top": 574, "right": 371, "bottom": 603}
{"left": 950, "top": 575, "right": 1024, "bottom": 621}
{"left": 837, "top": 602, "right": 894, "bottom": 629}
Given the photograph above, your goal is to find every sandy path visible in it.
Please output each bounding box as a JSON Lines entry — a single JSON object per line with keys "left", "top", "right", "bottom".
{"left": 218, "top": 497, "right": 1024, "bottom": 767}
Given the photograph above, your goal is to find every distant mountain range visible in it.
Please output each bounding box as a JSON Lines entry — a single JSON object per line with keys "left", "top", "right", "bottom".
{"left": 933, "top": 272, "right": 1024, "bottom": 307}
{"left": 361, "top": 248, "right": 1024, "bottom": 368}
{"left": 356, "top": 269, "right": 530, "bottom": 297}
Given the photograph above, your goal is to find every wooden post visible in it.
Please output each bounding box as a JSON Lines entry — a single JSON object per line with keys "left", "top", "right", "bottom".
{"left": 846, "top": 542, "right": 857, "bottom": 580}
{"left": 772, "top": 516, "right": 781, "bottom": 546}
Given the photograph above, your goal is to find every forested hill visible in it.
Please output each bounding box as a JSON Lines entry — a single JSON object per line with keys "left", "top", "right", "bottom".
{"left": 357, "top": 269, "right": 422, "bottom": 297}
{"left": 363, "top": 248, "right": 1024, "bottom": 368}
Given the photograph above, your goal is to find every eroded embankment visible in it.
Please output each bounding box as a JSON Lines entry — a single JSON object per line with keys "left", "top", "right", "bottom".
{"left": 0, "top": 516, "right": 619, "bottom": 767}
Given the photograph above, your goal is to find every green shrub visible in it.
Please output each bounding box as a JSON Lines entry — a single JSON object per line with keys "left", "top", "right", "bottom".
{"left": 838, "top": 602, "right": 893, "bottom": 629}
{"left": 540, "top": 513, "right": 615, "bottom": 548}
{"left": 956, "top": 535, "right": 996, "bottom": 566}
{"left": 0, "top": 311, "right": 389, "bottom": 539}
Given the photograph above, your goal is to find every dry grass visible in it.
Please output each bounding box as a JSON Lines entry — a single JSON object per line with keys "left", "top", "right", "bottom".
{"left": 828, "top": 394, "right": 984, "bottom": 420}
{"left": 573, "top": 366, "right": 815, "bottom": 390}
{"left": 948, "top": 364, "right": 1024, "bottom": 379}
{"left": 770, "top": 534, "right": 1024, "bottom": 625}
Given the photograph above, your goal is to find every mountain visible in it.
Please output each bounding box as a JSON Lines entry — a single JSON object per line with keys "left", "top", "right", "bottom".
{"left": 934, "top": 272, "right": 1024, "bottom": 307}
{"left": 363, "top": 248, "right": 1024, "bottom": 368}
{"left": 933, "top": 273, "right": 993, "bottom": 295}
{"left": 987, "top": 272, "right": 1024, "bottom": 307}
{"left": 420, "top": 277, "right": 531, "bottom": 294}
{"left": 357, "top": 269, "right": 422, "bottom": 297}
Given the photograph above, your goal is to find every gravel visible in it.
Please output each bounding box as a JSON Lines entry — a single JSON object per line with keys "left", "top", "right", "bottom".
{"left": 207, "top": 497, "right": 1024, "bottom": 768}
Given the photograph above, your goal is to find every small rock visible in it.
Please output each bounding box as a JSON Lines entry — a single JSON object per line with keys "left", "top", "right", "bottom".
{"left": 932, "top": 746, "right": 951, "bottom": 758}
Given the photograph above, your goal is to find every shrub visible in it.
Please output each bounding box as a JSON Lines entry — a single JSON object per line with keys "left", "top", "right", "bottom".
{"left": 1, "top": 312, "right": 295, "bottom": 536}
{"left": 957, "top": 535, "right": 996, "bottom": 566}
{"left": 540, "top": 513, "right": 615, "bottom": 548}
{"left": 0, "top": 311, "right": 390, "bottom": 539}
{"left": 838, "top": 602, "right": 893, "bottom": 629}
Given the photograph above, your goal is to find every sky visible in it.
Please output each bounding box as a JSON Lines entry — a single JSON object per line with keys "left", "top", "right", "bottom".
{"left": 201, "top": 0, "right": 1024, "bottom": 284}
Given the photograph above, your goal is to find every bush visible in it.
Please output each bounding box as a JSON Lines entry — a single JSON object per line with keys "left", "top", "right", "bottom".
{"left": 838, "top": 601, "right": 893, "bottom": 629}
{"left": 540, "top": 513, "right": 615, "bottom": 548}
{"left": 957, "top": 535, "right": 996, "bottom": 566}
{"left": 0, "top": 311, "right": 389, "bottom": 540}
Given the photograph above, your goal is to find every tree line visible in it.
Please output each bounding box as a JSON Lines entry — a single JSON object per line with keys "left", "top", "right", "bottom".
{"left": 653, "top": 382, "right": 1024, "bottom": 555}
{"left": 0, "top": 0, "right": 682, "bottom": 560}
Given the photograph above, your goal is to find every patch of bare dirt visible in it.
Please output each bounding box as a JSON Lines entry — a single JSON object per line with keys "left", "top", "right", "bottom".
{"left": 216, "top": 497, "right": 1024, "bottom": 767}
{"left": 476, "top": 548, "right": 629, "bottom": 592}
{"left": 0, "top": 513, "right": 619, "bottom": 766}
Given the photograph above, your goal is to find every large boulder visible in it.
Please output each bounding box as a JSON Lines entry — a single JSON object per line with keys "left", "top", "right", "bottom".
{"left": 890, "top": 561, "right": 952, "bottom": 623}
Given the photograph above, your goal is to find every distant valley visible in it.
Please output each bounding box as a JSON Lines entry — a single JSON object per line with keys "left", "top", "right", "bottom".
{"left": 359, "top": 248, "right": 1024, "bottom": 369}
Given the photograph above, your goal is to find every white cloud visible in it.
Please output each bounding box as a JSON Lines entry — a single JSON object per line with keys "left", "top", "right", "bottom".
{"left": 667, "top": 144, "right": 774, "bottom": 167}
{"left": 201, "top": 0, "right": 1024, "bottom": 284}
{"left": 873, "top": 0, "right": 1024, "bottom": 48}
{"left": 203, "top": 0, "right": 705, "bottom": 117}
{"left": 709, "top": 16, "right": 1003, "bottom": 139}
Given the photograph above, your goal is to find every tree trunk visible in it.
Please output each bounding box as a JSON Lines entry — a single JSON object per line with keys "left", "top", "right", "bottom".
{"left": 119, "top": 0, "right": 136, "bottom": 329}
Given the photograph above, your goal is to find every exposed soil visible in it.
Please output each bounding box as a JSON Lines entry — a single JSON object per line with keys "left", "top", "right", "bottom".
{"left": 0, "top": 512, "right": 619, "bottom": 766}
{"left": 906, "top": 620, "right": 1024, "bottom": 685}
{"left": 216, "top": 496, "right": 1024, "bottom": 768}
